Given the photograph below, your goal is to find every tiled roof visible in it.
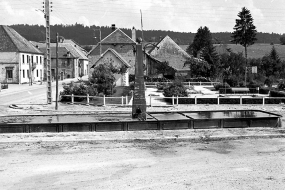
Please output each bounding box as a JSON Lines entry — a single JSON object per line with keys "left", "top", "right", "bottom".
{"left": 39, "top": 47, "right": 77, "bottom": 59}
{"left": 101, "top": 28, "right": 136, "bottom": 45}
{"left": 0, "top": 25, "right": 43, "bottom": 54}
{"left": 31, "top": 41, "right": 88, "bottom": 60}
{"left": 62, "top": 39, "right": 88, "bottom": 56}
{"left": 148, "top": 35, "right": 191, "bottom": 71}
{"left": 91, "top": 48, "right": 131, "bottom": 68}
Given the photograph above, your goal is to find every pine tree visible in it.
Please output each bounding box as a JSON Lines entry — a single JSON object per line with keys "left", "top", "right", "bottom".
{"left": 232, "top": 7, "right": 257, "bottom": 86}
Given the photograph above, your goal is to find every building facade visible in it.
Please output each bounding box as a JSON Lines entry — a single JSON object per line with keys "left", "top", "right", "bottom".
{"left": 0, "top": 25, "right": 44, "bottom": 84}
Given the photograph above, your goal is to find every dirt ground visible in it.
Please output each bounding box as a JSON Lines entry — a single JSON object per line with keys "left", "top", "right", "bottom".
{"left": 0, "top": 138, "right": 285, "bottom": 190}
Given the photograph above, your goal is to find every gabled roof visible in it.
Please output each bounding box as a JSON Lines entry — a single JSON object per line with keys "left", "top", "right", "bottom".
{"left": 147, "top": 35, "right": 192, "bottom": 71}
{"left": 31, "top": 41, "right": 88, "bottom": 60}
{"left": 91, "top": 48, "right": 131, "bottom": 68}
{"left": 0, "top": 25, "right": 43, "bottom": 54}
{"left": 39, "top": 47, "right": 77, "bottom": 59}
{"left": 101, "top": 28, "right": 136, "bottom": 45}
{"left": 62, "top": 39, "right": 88, "bottom": 56}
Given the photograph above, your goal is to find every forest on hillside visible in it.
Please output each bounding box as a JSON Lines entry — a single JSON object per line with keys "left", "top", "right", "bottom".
{"left": 10, "top": 24, "right": 284, "bottom": 46}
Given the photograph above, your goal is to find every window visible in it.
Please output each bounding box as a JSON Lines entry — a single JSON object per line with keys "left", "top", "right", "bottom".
{"left": 6, "top": 68, "right": 13, "bottom": 79}
{"left": 37, "top": 69, "right": 39, "bottom": 77}
{"left": 36, "top": 56, "right": 38, "bottom": 64}
{"left": 40, "top": 57, "right": 42, "bottom": 64}
{"left": 40, "top": 69, "right": 42, "bottom": 78}
{"left": 22, "top": 55, "right": 25, "bottom": 64}
{"left": 27, "top": 55, "right": 29, "bottom": 63}
{"left": 31, "top": 56, "right": 34, "bottom": 64}
{"left": 23, "top": 69, "right": 25, "bottom": 78}
{"left": 27, "top": 69, "right": 29, "bottom": 78}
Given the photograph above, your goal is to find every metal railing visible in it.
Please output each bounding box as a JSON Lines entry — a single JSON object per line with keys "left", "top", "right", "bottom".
{"left": 145, "top": 82, "right": 220, "bottom": 87}
{"left": 60, "top": 94, "right": 130, "bottom": 106}
{"left": 60, "top": 94, "right": 285, "bottom": 106}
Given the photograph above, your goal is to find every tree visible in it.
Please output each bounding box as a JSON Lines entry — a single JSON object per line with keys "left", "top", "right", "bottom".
{"left": 232, "top": 7, "right": 257, "bottom": 86}
{"left": 280, "top": 35, "right": 285, "bottom": 45}
{"left": 155, "top": 61, "right": 173, "bottom": 77}
{"left": 186, "top": 26, "right": 219, "bottom": 79}
{"left": 89, "top": 64, "right": 116, "bottom": 95}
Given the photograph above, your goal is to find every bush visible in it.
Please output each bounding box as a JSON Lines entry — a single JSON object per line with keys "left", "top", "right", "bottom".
{"left": 214, "top": 83, "right": 230, "bottom": 90}
{"left": 277, "top": 80, "right": 285, "bottom": 90}
{"left": 60, "top": 82, "right": 97, "bottom": 102}
{"left": 156, "top": 82, "right": 168, "bottom": 90}
{"left": 163, "top": 80, "right": 187, "bottom": 97}
{"left": 270, "top": 90, "right": 285, "bottom": 97}
{"left": 259, "top": 87, "right": 270, "bottom": 94}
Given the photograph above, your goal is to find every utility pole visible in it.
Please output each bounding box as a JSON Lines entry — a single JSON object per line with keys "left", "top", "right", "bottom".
{"left": 55, "top": 33, "right": 59, "bottom": 110}
{"left": 45, "top": 0, "right": 52, "bottom": 104}
{"left": 94, "top": 28, "right": 102, "bottom": 56}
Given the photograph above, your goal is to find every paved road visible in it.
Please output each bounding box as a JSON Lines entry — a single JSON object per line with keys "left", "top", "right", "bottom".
{"left": 0, "top": 83, "right": 64, "bottom": 105}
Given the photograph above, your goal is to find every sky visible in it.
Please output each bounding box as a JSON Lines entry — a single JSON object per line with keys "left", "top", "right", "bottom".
{"left": 1, "top": 0, "right": 285, "bottom": 34}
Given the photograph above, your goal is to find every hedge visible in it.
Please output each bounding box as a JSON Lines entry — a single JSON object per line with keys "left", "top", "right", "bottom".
{"left": 270, "top": 90, "right": 285, "bottom": 97}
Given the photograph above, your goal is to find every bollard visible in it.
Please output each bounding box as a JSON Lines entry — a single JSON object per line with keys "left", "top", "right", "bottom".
{"left": 122, "top": 96, "right": 124, "bottom": 106}
{"left": 103, "top": 95, "right": 106, "bottom": 106}
{"left": 71, "top": 94, "right": 74, "bottom": 105}
{"left": 149, "top": 95, "right": 152, "bottom": 107}
{"left": 86, "top": 94, "right": 89, "bottom": 106}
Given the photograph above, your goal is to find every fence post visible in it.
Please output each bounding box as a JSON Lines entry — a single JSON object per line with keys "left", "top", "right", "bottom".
{"left": 195, "top": 96, "right": 197, "bottom": 105}
{"left": 103, "top": 95, "right": 106, "bottom": 106}
{"left": 86, "top": 94, "right": 89, "bottom": 106}
{"left": 200, "top": 82, "right": 202, "bottom": 86}
{"left": 263, "top": 97, "right": 265, "bottom": 106}
{"left": 189, "top": 82, "right": 190, "bottom": 88}
{"left": 71, "top": 94, "right": 74, "bottom": 105}
{"left": 150, "top": 95, "right": 152, "bottom": 107}
{"left": 126, "top": 96, "right": 128, "bottom": 105}
{"left": 240, "top": 96, "right": 242, "bottom": 105}
{"left": 176, "top": 96, "right": 179, "bottom": 106}
{"left": 121, "top": 96, "right": 124, "bottom": 105}
{"left": 172, "top": 96, "right": 174, "bottom": 105}
{"left": 217, "top": 96, "right": 220, "bottom": 105}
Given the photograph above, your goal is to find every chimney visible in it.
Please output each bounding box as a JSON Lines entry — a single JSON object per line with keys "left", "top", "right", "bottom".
{"left": 132, "top": 27, "right": 136, "bottom": 42}
{"left": 111, "top": 24, "right": 116, "bottom": 31}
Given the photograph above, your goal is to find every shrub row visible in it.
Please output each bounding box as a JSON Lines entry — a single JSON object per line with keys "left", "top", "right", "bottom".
{"left": 270, "top": 90, "right": 285, "bottom": 97}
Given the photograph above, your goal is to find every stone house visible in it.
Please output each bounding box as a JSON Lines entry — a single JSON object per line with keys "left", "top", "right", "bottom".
{"left": 0, "top": 25, "right": 44, "bottom": 84}
{"left": 32, "top": 39, "right": 88, "bottom": 80}
{"left": 88, "top": 26, "right": 137, "bottom": 86}
{"left": 39, "top": 47, "right": 78, "bottom": 80}
{"left": 146, "top": 35, "right": 196, "bottom": 78}
{"left": 90, "top": 48, "right": 131, "bottom": 86}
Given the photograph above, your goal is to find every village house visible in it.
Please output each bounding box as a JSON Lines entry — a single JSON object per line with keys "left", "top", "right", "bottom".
{"left": 32, "top": 39, "right": 88, "bottom": 80}
{"left": 90, "top": 48, "right": 131, "bottom": 86}
{"left": 88, "top": 25, "right": 137, "bottom": 86}
{"left": 145, "top": 35, "right": 194, "bottom": 79}
{"left": 38, "top": 46, "right": 78, "bottom": 80}
{"left": 0, "top": 25, "right": 44, "bottom": 84}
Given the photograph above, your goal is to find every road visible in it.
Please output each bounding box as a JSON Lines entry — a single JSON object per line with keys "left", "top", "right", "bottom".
{"left": 0, "top": 138, "right": 284, "bottom": 190}
{"left": 0, "top": 82, "right": 65, "bottom": 105}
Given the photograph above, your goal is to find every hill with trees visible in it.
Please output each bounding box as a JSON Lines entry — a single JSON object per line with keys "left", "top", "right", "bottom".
{"left": 9, "top": 24, "right": 284, "bottom": 46}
